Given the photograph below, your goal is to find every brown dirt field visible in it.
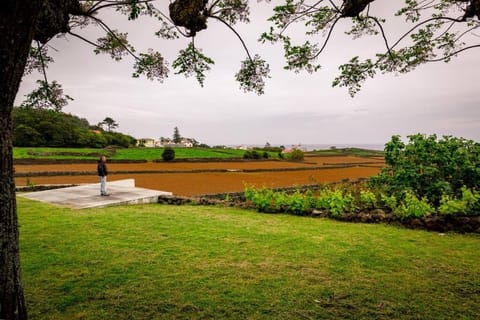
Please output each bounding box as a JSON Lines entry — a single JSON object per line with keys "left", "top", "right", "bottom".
{"left": 14, "top": 156, "right": 383, "bottom": 173}
{"left": 16, "top": 166, "right": 382, "bottom": 197}
{"left": 304, "top": 155, "right": 384, "bottom": 165}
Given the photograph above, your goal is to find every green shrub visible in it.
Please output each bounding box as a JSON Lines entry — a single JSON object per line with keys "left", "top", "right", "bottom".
{"left": 290, "top": 149, "right": 304, "bottom": 161}
{"left": 371, "top": 134, "right": 480, "bottom": 206}
{"left": 380, "top": 193, "right": 397, "bottom": 212}
{"left": 395, "top": 191, "right": 434, "bottom": 218}
{"left": 162, "top": 147, "right": 175, "bottom": 161}
{"left": 244, "top": 187, "right": 275, "bottom": 212}
{"left": 438, "top": 187, "right": 480, "bottom": 215}
{"left": 243, "top": 150, "right": 261, "bottom": 159}
{"left": 359, "top": 189, "right": 377, "bottom": 210}
{"left": 315, "top": 188, "right": 353, "bottom": 217}
{"left": 285, "top": 190, "right": 309, "bottom": 215}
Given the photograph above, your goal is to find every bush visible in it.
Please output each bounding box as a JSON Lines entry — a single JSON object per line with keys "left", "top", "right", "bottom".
{"left": 380, "top": 193, "right": 397, "bottom": 212}
{"left": 438, "top": 187, "right": 480, "bottom": 215}
{"left": 359, "top": 189, "right": 377, "bottom": 210}
{"left": 244, "top": 187, "right": 276, "bottom": 212}
{"left": 162, "top": 147, "right": 175, "bottom": 161}
{"left": 243, "top": 150, "right": 262, "bottom": 159}
{"left": 290, "top": 149, "right": 304, "bottom": 161}
{"left": 371, "top": 134, "right": 480, "bottom": 206}
{"left": 315, "top": 188, "right": 354, "bottom": 217}
{"left": 395, "top": 191, "right": 434, "bottom": 218}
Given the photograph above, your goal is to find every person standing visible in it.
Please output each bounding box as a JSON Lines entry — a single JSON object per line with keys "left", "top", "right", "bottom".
{"left": 97, "top": 155, "right": 109, "bottom": 196}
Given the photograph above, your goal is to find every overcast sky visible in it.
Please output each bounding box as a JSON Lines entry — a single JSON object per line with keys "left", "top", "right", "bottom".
{"left": 15, "top": 1, "right": 480, "bottom": 147}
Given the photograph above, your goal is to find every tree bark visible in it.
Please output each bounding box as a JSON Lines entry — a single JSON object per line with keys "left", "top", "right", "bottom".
{"left": 0, "top": 1, "right": 42, "bottom": 319}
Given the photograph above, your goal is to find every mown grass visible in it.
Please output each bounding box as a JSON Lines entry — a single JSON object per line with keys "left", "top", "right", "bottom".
{"left": 13, "top": 147, "right": 105, "bottom": 160}
{"left": 309, "top": 147, "right": 385, "bottom": 157}
{"left": 114, "top": 147, "right": 248, "bottom": 160}
{"left": 18, "top": 198, "right": 479, "bottom": 319}
{"left": 14, "top": 147, "right": 250, "bottom": 161}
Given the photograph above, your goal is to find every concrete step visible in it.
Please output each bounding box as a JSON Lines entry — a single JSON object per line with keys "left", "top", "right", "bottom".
{"left": 18, "top": 179, "right": 172, "bottom": 209}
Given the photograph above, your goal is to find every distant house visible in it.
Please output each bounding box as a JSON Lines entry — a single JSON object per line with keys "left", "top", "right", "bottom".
{"left": 158, "top": 138, "right": 195, "bottom": 148}
{"left": 136, "top": 136, "right": 198, "bottom": 148}
{"left": 282, "top": 144, "right": 305, "bottom": 154}
{"left": 137, "top": 138, "right": 155, "bottom": 148}
{"left": 180, "top": 138, "right": 194, "bottom": 148}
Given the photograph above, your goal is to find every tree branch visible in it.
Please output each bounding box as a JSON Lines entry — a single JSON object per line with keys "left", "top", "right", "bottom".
{"left": 89, "top": 15, "right": 140, "bottom": 60}
{"left": 209, "top": 15, "right": 253, "bottom": 61}
{"left": 86, "top": 0, "right": 154, "bottom": 15}
{"left": 68, "top": 31, "right": 101, "bottom": 48}
{"left": 312, "top": 16, "right": 341, "bottom": 58}
{"left": 367, "top": 16, "right": 393, "bottom": 57}
{"left": 425, "top": 43, "right": 480, "bottom": 62}
{"left": 36, "top": 41, "right": 49, "bottom": 85}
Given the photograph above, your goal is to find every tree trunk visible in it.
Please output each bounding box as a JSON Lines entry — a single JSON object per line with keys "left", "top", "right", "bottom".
{"left": 0, "top": 1, "right": 42, "bottom": 319}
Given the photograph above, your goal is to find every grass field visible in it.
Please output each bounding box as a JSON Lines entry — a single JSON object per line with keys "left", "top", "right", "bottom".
{"left": 309, "top": 147, "right": 385, "bottom": 157}
{"left": 14, "top": 147, "right": 383, "bottom": 161}
{"left": 13, "top": 147, "right": 252, "bottom": 161}
{"left": 19, "top": 198, "right": 479, "bottom": 319}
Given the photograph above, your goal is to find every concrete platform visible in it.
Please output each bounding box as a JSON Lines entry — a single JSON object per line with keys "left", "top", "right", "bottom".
{"left": 19, "top": 179, "right": 172, "bottom": 209}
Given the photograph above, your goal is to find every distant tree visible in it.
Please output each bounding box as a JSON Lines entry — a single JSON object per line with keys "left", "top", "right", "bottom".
{"left": 290, "top": 149, "right": 305, "bottom": 161}
{"left": 190, "top": 138, "right": 200, "bottom": 147}
{"left": 13, "top": 124, "right": 44, "bottom": 147}
{"left": 265, "top": 142, "right": 271, "bottom": 148}
{"left": 162, "top": 146, "right": 175, "bottom": 161}
{"left": 101, "top": 117, "right": 119, "bottom": 132}
{"left": 173, "top": 126, "right": 182, "bottom": 144}
{"left": 12, "top": 107, "right": 134, "bottom": 148}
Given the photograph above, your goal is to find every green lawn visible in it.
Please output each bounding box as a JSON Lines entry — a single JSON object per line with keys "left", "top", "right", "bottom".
{"left": 13, "top": 147, "right": 105, "bottom": 160}
{"left": 114, "top": 147, "right": 248, "bottom": 160}
{"left": 14, "top": 147, "right": 250, "bottom": 161}
{"left": 309, "top": 147, "right": 385, "bottom": 157}
{"left": 19, "top": 198, "right": 479, "bottom": 319}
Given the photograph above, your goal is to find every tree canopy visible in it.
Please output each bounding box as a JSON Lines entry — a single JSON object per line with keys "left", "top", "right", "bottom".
{"left": 24, "top": 0, "right": 480, "bottom": 105}
{"left": 13, "top": 107, "right": 135, "bottom": 148}
{"left": 260, "top": 0, "right": 480, "bottom": 96}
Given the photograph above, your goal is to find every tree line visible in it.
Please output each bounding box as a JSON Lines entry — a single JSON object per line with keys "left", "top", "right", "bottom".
{"left": 13, "top": 107, "right": 136, "bottom": 148}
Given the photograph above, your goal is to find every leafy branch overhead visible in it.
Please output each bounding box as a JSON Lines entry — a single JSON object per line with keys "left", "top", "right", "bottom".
{"left": 21, "top": 80, "right": 73, "bottom": 112}
{"left": 23, "top": 0, "right": 480, "bottom": 106}
{"left": 24, "top": 0, "right": 272, "bottom": 112}
{"left": 262, "top": 0, "right": 480, "bottom": 96}
{"left": 172, "top": 43, "right": 214, "bottom": 87}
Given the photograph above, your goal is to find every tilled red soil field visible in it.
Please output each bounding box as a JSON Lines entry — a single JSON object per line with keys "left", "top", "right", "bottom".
{"left": 14, "top": 156, "right": 383, "bottom": 173}
{"left": 15, "top": 156, "right": 383, "bottom": 196}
